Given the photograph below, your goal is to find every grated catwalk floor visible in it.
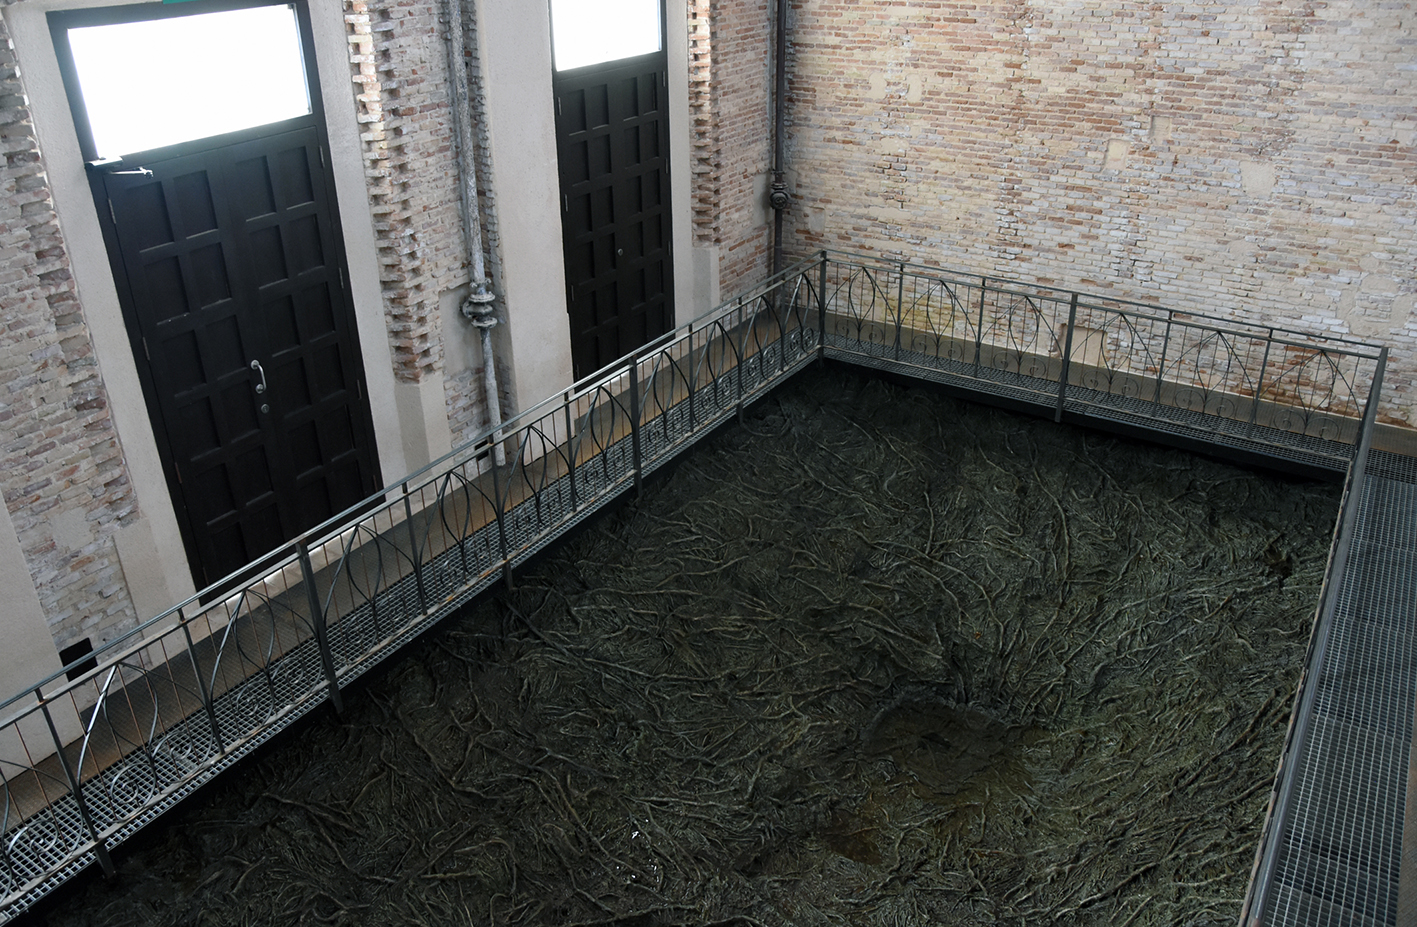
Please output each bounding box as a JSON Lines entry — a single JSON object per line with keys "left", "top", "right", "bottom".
{"left": 1261, "top": 452, "right": 1417, "bottom": 926}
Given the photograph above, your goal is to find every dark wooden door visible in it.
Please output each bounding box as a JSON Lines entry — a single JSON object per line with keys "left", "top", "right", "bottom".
{"left": 97, "top": 127, "right": 380, "bottom": 588}
{"left": 555, "top": 51, "right": 674, "bottom": 380}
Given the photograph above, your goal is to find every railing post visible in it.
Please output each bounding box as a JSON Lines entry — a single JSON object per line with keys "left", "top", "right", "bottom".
{"left": 489, "top": 449, "right": 513, "bottom": 591}
{"left": 564, "top": 390, "right": 579, "bottom": 512}
{"left": 778, "top": 281, "right": 790, "bottom": 375}
{"left": 894, "top": 262, "right": 906, "bottom": 362}
{"left": 177, "top": 608, "right": 225, "bottom": 754}
{"left": 297, "top": 541, "right": 344, "bottom": 715}
{"left": 401, "top": 482, "right": 428, "bottom": 613}
{"left": 817, "top": 252, "right": 828, "bottom": 362}
{"left": 686, "top": 325, "right": 699, "bottom": 430}
{"left": 36, "top": 687, "right": 116, "bottom": 877}
{"left": 1360, "top": 348, "right": 1388, "bottom": 447}
{"left": 1055, "top": 293, "right": 1079, "bottom": 423}
{"left": 1153, "top": 311, "right": 1174, "bottom": 407}
{"left": 629, "top": 357, "right": 644, "bottom": 496}
{"left": 974, "top": 276, "right": 988, "bottom": 369}
{"left": 735, "top": 297, "right": 746, "bottom": 423}
{"left": 1247, "top": 329, "right": 1274, "bottom": 433}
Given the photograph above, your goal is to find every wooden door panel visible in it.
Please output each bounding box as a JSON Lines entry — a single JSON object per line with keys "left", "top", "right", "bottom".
{"left": 100, "top": 126, "right": 380, "bottom": 589}
{"left": 108, "top": 162, "right": 261, "bottom": 468}
{"left": 557, "top": 51, "right": 673, "bottom": 379}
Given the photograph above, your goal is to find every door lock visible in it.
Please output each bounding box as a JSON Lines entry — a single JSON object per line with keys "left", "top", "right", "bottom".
{"left": 250, "top": 359, "right": 268, "bottom": 394}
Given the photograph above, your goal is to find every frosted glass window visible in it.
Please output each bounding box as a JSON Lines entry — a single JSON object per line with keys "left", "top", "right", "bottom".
{"left": 65, "top": 5, "right": 310, "bottom": 158}
{"left": 551, "top": 0, "right": 661, "bottom": 71}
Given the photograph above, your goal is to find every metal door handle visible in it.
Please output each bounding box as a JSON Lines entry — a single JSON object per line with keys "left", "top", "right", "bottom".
{"left": 86, "top": 157, "right": 153, "bottom": 177}
{"left": 250, "top": 359, "right": 267, "bottom": 394}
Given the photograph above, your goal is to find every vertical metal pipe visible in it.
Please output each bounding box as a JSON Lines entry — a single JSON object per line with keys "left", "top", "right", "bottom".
{"left": 770, "top": 0, "right": 790, "bottom": 276}
{"left": 445, "top": 0, "right": 505, "bottom": 466}
{"left": 817, "top": 251, "right": 828, "bottom": 361}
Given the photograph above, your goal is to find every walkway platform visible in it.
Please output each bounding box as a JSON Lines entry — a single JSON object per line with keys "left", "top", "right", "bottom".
{"left": 0, "top": 252, "right": 1409, "bottom": 926}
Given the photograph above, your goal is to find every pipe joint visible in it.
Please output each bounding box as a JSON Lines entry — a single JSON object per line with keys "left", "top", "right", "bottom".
{"left": 461, "top": 285, "right": 498, "bottom": 328}
{"left": 769, "top": 179, "right": 791, "bottom": 212}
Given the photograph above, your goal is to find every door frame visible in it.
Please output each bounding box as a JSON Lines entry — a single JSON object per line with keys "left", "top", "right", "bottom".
{"left": 553, "top": 43, "right": 675, "bottom": 380}
{"left": 48, "top": 0, "right": 383, "bottom": 592}
{"left": 5, "top": 0, "right": 408, "bottom": 613}
{"left": 549, "top": 0, "right": 677, "bottom": 382}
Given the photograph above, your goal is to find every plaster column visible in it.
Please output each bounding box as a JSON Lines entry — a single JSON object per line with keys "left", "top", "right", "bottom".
{"left": 470, "top": 0, "right": 574, "bottom": 412}
{"left": 0, "top": 496, "right": 76, "bottom": 767}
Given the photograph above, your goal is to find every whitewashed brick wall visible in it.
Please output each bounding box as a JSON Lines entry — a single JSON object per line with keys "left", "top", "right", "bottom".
{"left": 0, "top": 16, "right": 138, "bottom": 653}
{"left": 784, "top": 0, "right": 1417, "bottom": 424}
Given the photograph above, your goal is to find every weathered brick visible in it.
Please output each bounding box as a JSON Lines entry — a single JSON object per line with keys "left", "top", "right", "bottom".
{"left": 779, "top": 0, "right": 1417, "bottom": 426}
{"left": 0, "top": 14, "right": 138, "bottom": 652}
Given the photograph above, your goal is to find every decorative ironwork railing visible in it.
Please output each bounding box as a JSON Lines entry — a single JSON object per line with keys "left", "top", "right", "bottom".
{"left": 1239, "top": 338, "right": 1388, "bottom": 925}
{"left": 0, "top": 251, "right": 1389, "bottom": 922}
{"left": 818, "top": 252, "right": 1387, "bottom": 469}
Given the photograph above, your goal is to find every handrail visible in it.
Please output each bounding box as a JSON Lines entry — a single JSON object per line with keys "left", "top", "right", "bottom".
{"left": 819, "top": 248, "right": 1388, "bottom": 355}
{"left": 0, "top": 249, "right": 1392, "bottom": 921}
{"left": 818, "top": 254, "right": 1384, "bottom": 462}
{"left": 0, "top": 252, "right": 830, "bottom": 717}
{"left": 0, "top": 255, "right": 825, "bottom": 920}
{"left": 1238, "top": 347, "right": 1388, "bottom": 926}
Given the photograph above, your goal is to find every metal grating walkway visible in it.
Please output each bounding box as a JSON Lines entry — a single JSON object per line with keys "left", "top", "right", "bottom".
{"left": 1259, "top": 451, "right": 1417, "bottom": 926}
{"left": 0, "top": 252, "right": 1401, "bottom": 924}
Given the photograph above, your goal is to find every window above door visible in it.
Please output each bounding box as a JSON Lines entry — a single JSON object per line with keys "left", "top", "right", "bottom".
{"left": 51, "top": 2, "right": 311, "bottom": 160}
{"left": 550, "top": 0, "right": 662, "bottom": 71}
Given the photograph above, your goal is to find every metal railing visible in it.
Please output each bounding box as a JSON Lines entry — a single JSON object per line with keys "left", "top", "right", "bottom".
{"left": 0, "top": 262, "right": 822, "bottom": 920}
{"left": 0, "top": 251, "right": 1390, "bottom": 921}
{"left": 1239, "top": 337, "right": 1388, "bottom": 925}
{"left": 819, "top": 252, "right": 1387, "bottom": 471}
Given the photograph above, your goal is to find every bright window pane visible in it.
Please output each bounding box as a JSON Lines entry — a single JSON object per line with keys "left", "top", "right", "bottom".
{"left": 551, "top": 0, "right": 661, "bottom": 71}
{"left": 66, "top": 5, "right": 310, "bottom": 158}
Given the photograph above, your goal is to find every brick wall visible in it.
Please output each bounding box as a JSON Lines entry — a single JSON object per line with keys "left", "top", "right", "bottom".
{"left": 445, "top": 0, "right": 507, "bottom": 448}
{"left": 689, "top": 0, "right": 775, "bottom": 295}
{"left": 687, "top": 0, "right": 717, "bottom": 246}
{"left": 784, "top": 0, "right": 1417, "bottom": 425}
{"left": 0, "top": 17, "right": 138, "bottom": 652}
{"left": 344, "top": 0, "right": 502, "bottom": 448}
{"left": 0, "top": 0, "right": 506, "bottom": 661}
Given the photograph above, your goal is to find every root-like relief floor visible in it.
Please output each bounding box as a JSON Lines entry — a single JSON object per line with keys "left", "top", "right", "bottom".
{"left": 39, "top": 367, "right": 1340, "bottom": 927}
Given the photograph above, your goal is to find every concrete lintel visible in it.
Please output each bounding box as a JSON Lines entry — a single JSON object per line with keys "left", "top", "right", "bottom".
{"left": 473, "top": 0, "right": 574, "bottom": 412}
